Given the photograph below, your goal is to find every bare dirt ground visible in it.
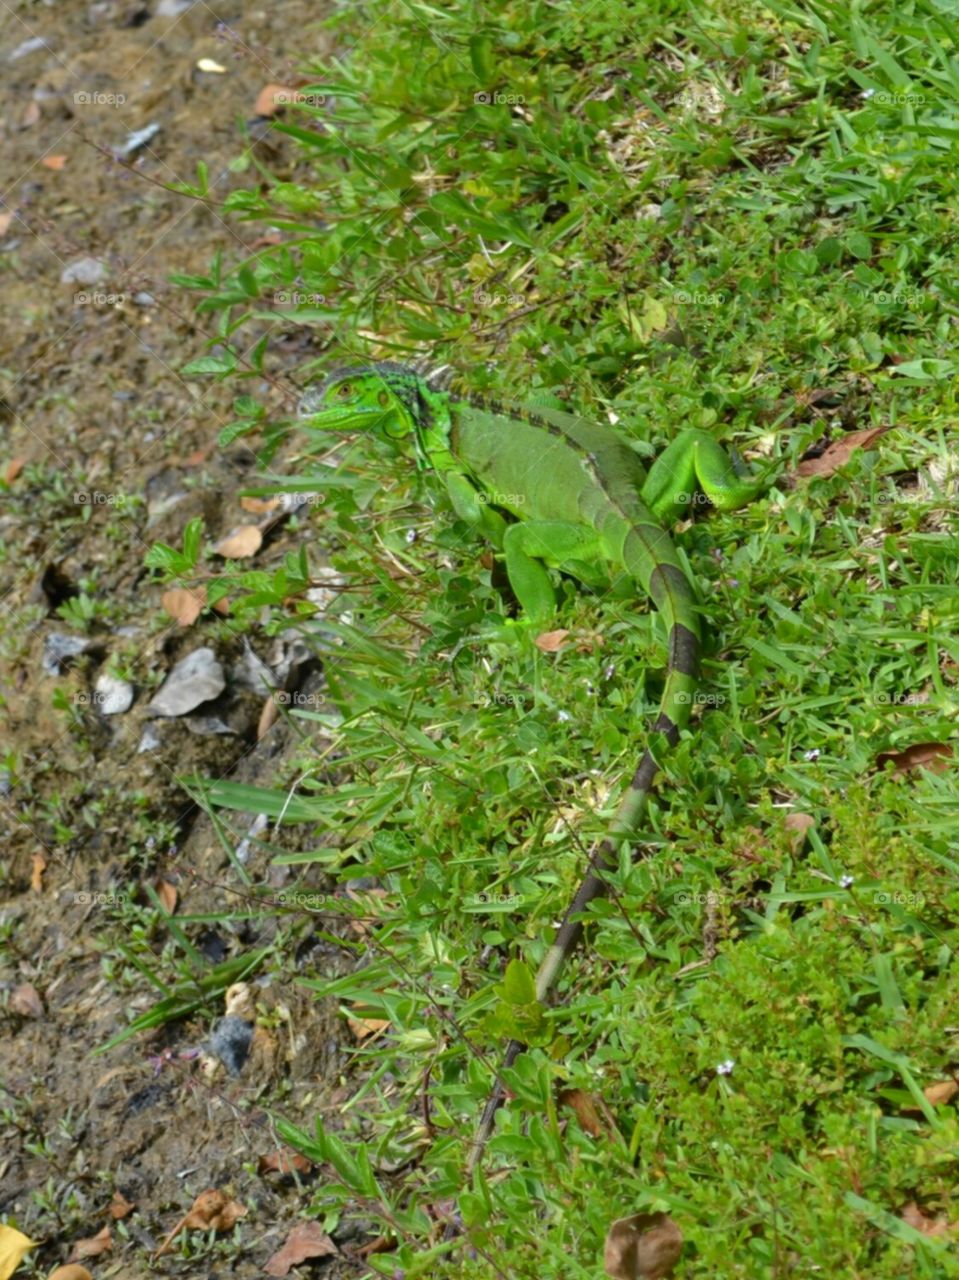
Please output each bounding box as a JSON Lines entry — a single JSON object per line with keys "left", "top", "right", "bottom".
{"left": 0, "top": 3, "right": 371, "bottom": 1275}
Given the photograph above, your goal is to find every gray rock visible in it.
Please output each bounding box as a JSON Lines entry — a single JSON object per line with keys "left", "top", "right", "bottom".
{"left": 95, "top": 672, "right": 135, "bottom": 715}
{"left": 42, "top": 633, "right": 91, "bottom": 675}
{"left": 147, "top": 647, "right": 225, "bottom": 717}
{"left": 60, "top": 257, "right": 106, "bottom": 286}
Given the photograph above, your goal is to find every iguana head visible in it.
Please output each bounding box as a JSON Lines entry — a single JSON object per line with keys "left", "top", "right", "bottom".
{"left": 297, "top": 363, "right": 423, "bottom": 445}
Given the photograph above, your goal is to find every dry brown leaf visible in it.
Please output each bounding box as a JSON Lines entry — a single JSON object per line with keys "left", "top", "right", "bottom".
{"left": 559, "top": 1087, "right": 606, "bottom": 1138}
{"left": 258, "top": 694, "right": 279, "bottom": 740}
{"left": 155, "top": 878, "right": 178, "bottom": 914}
{"left": 48, "top": 1268, "right": 92, "bottom": 1280}
{"left": 11, "top": 983, "right": 43, "bottom": 1018}
{"left": 182, "top": 447, "right": 211, "bottom": 466}
{"left": 604, "top": 1211, "right": 683, "bottom": 1280}
{"left": 109, "top": 1190, "right": 136, "bottom": 1219}
{"left": 155, "top": 1189, "right": 247, "bottom": 1257}
{"left": 900, "top": 1200, "right": 958, "bottom": 1237}
{"left": 215, "top": 524, "right": 263, "bottom": 559}
{"left": 41, "top": 154, "right": 67, "bottom": 170}
{"left": 241, "top": 494, "right": 283, "bottom": 515}
{"left": 258, "top": 1149, "right": 313, "bottom": 1176}
{"left": 20, "top": 101, "right": 40, "bottom": 129}
{"left": 875, "top": 741, "right": 953, "bottom": 776}
{"left": 264, "top": 1222, "right": 338, "bottom": 1276}
{"left": 31, "top": 851, "right": 47, "bottom": 892}
{"left": 254, "top": 83, "right": 305, "bottom": 116}
{"left": 161, "top": 586, "right": 206, "bottom": 626}
{"left": 68, "top": 1225, "right": 111, "bottom": 1261}
{"left": 923, "top": 1079, "right": 959, "bottom": 1107}
{"left": 795, "top": 426, "right": 889, "bottom": 478}
{"left": 211, "top": 595, "right": 231, "bottom": 616}
{"left": 4, "top": 457, "right": 26, "bottom": 483}
{"left": 534, "top": 628, "right": 570, "bottom": 653}
{"left": 347, "top": 1005, "right": 390, "bottom": 1041}
{"left": 784, "top": 812, "right": 816, "bottom": 849}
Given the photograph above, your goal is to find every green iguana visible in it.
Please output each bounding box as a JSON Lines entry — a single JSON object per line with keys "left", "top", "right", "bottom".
{"left": 298, "top": 360, "right": 772, "bottom": 1188}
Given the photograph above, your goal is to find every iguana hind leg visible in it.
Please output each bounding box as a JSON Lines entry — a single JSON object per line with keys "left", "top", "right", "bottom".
{"left": 641, "top": 428, "right": 765, "bottom": 522}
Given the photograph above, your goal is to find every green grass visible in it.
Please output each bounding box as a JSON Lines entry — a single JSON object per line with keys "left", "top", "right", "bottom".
{"left": 147, "top": 0, "right": 959, "bottom": 1275}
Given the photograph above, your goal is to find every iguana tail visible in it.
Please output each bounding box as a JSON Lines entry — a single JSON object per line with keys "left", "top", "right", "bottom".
{"left": 462, "top": 535, "right": 700, "bottom": 1182}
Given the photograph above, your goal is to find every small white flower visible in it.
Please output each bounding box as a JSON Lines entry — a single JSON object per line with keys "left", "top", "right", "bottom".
{"left": 804, "top": 749, "right": 821, "bottom": 762}
{"left": 557, "top": 710, "right": 572, "bottom": 722}
{"left": 716, "top": 1059, "right": 735, "bottom": 1076}
{"left": 405, "top": 528, "right": 418, "bottom": 544}
{"left": 839, "top": 875, "right": 854, "bottom": 889}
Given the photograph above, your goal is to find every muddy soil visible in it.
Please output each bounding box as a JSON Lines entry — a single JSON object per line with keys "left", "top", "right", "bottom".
{"left": 0, "top": 3, "right": 374, "bottom": 1275}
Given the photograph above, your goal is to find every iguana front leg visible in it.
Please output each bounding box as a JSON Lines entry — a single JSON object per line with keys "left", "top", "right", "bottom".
{"left": 641, "top": 428, "right": 772, "bottom": 522}
{"left": 502, "top": 521, "right": 602, "bottom": 624}
{"left": 443, "top": 470, "right": 509, "bottom": 548}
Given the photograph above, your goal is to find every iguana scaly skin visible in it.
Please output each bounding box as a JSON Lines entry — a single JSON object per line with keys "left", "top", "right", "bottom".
{"left": 298, "top": 360, "right": 769, "bottom": 1184}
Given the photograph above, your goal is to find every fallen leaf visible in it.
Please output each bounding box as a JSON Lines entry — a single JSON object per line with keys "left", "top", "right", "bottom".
{"left": 41, "top": 154, "right": 67, "bottom": 170}
{"left": 31, "top": 851, "right": 47, "bottom": 892}
{"left": 258, "top": 694, "right": 279, "bottom": 740}
{"left": 215, "top": 524, "right": 263, "bottom": 559}
{"left": 534, "top": 628, "right": 570, "bottom": 653}
{"left": 4, "top": 457, "right": 26, "bottom": 482}
{"left": 155, "top": 878, "right": 178, "bottom": 914}
{"left": 155, "top": 1189, "right": 247, "bottom": 1257}
{"left": 182, "top": 447, "right": 211, "bottom": 466}
{"left": 109, "top": 1190, "right": 136, "bottom": 1219}
{"left": 875, "top": 742, "right": 953, "bottom": 776}
{"left": 240, "top": 494, "right": 283, "bottom": 515}
{"left": 68, "top": 1225, "right": 111, "bottom": 1261}
{"left": 559, "top": 1087, "right": 606, "bottom": 1138}
{"left": 258, "top": 1149, "right": 313, "bottom": 1176}
{"left": 923, "top": 1080, "right": 959, "bottom": 1107}
{"left": 347, "top": 1005, "right": 390, "bottom": 1041}
{"left": 784, "top": 812, "right": 816, "bottom": 849}
{"left": 264, "top": 1222, "right": 338, "bottom": 1276}
{"left": 161, "top": 586, "right": 206, "bottom": 626}
{"left": 254, "top": 84, "right": 304, "bottom": 116}
{"left": 796, "top": 426, "right": 889, "bottom": 477}
{"left": 11, "top": 984, "right": 43, "bottom": 1018}
{"left": 0, "top": 1225, "right": 36, "bottom": 1280}
{"left": 197, "top": 57, "right": 227, "bottom": 73}
{"left": 900, "top": 1201, "right": 957, "bottom": 1237}
{"left": 604, "top": 1212, "right": 683, "bottom": 1280}
{"left": 20, "top": 101, "right": 40, "bottom": 129}
{"left": 48, "top": 1268, "right": 93, "bottom": 1280}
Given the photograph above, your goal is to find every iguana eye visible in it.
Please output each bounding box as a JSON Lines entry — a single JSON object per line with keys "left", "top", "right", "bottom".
{"left": 378, "top": 391, "right": 390, "bottom": 407}
{"left": 337, "top": 383, "right": 352, "bottom": 398}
